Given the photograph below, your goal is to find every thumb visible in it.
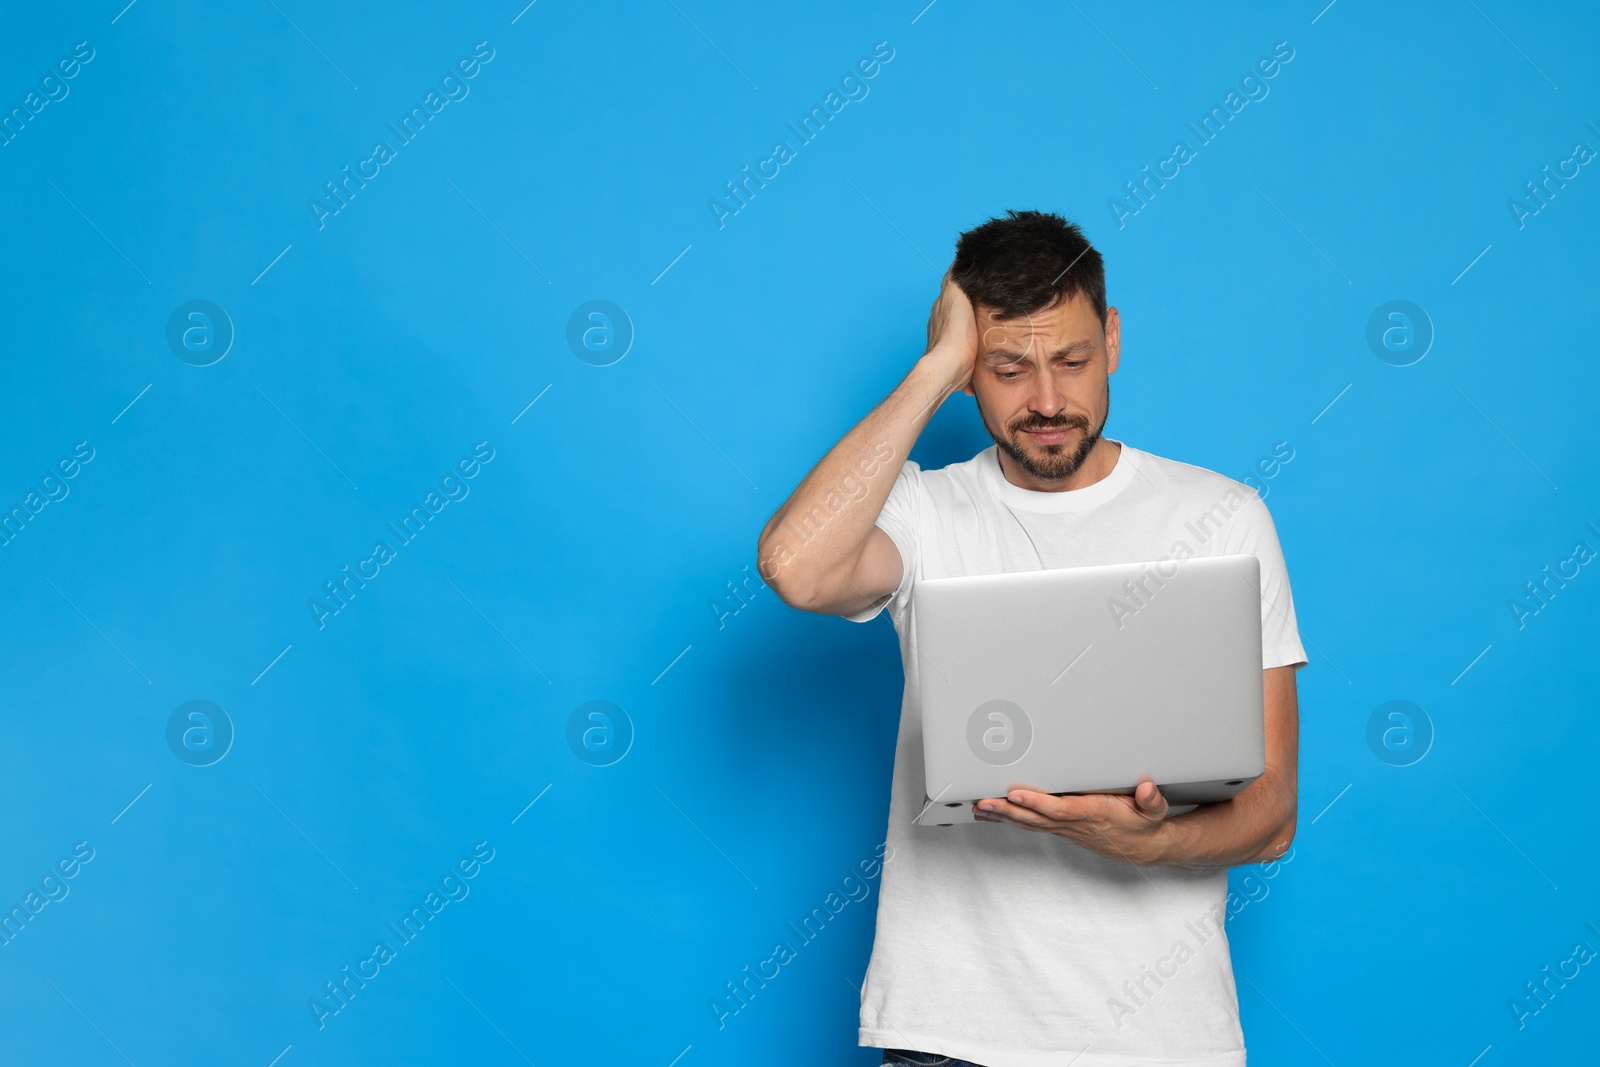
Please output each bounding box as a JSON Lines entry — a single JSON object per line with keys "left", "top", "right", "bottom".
{"left": 1135, "top": 779, "right": 1168, "bottom": 817}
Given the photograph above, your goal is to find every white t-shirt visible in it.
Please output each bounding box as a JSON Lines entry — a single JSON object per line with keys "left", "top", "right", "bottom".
{"left": 846, "top": 440, "right": 1306, "bottom": 1067}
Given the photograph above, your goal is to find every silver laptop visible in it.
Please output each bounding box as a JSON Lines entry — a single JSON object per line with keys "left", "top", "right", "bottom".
{"left": 912, "top": 553, "right": 1265, "bottom": 827}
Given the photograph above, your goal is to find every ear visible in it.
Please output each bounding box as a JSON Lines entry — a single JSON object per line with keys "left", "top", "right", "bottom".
{"left": 1104, "top": 306, "right": 1121, "bottom": 375}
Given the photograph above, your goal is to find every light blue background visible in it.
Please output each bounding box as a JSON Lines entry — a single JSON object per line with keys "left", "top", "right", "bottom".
{"left": 1, "top": 1, "right": 1596, "bottom": 1064}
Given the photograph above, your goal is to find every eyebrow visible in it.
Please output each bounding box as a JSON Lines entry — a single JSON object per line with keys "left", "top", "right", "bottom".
{"left": 982, "top": 340, "right": 1095, "bottom": 364}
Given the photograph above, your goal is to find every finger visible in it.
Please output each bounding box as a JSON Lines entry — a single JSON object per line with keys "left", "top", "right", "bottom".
{"left": 1020, "top": 788, "right": 1130, "bottom": 822}
{"left": 1002, "top": 789, "right": 1092, "bottom": 822}
{"left": 975, "top": 807, "right": 1055, "bottom": 832}
{"left": 975, "top": 796, "right": 1066, "bottom": 829}
{"left": 1052, "top": 786, "right": 1160, "bottom": 821}
{"left": 1134, "top": 779, "right": 1169, "bottom": 819}
{"left": 985, "top": 817, "right": 1056, "bottom": 834}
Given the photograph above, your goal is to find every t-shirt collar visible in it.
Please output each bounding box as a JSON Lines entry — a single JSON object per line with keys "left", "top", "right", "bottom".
{"left": 981, "top": 438, "right": 1140, "bottom": 512}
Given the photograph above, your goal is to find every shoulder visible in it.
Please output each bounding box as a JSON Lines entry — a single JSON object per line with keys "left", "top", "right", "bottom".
{"left": 1124, "top": 444, "right": 1283, "bottom": 539}
{"left": 884, "top": 447, "right": 990, "bottom": 494}
{"left": 916, "top": 447, "right": 993, "bottom": 486}
{"left": 1127, "top": 444, "right": 1262, "bottom": 507}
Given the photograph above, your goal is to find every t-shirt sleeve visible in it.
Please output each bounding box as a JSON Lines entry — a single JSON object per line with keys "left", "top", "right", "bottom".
{"left": 842, "top": 459, "right": 922, "bottom": 624}
{"left": 1225, "top": 489, "right": 1308, "bottom": 670}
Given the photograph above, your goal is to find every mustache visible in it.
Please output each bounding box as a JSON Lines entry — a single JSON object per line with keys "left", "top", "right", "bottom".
{"left": 1011, "top": 414, "right": 1089, "bottom": 433}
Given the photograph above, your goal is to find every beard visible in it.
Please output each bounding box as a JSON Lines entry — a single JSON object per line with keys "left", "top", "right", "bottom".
{"left": 983, "top": 384, "right": 1110, "bottom": 482}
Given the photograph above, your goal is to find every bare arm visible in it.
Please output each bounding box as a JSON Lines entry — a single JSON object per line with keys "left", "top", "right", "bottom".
{"left": 758, "top": 275, "right": 978, "bottom": 615}
{"left": 975, "top": 665, "right": 1300, "bottom": 869}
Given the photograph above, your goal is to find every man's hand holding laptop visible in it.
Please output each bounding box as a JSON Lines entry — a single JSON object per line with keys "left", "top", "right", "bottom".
{"left": 972, "top": 779, "right": 1172, "bottom": 864}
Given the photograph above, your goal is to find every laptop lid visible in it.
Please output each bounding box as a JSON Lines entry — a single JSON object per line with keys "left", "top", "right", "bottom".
{"left": 912, "top": 553, "right": 1266, "bottom": 821}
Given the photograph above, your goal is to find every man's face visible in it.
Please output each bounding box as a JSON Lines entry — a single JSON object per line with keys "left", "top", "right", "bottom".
{"left": 965, "top": 292, "right": 1121, "bottom": 484}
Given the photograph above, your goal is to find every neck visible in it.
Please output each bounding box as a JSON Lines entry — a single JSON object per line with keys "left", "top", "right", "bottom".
{"left": 998, "top": 437, "right": 1121, "bottom": 493}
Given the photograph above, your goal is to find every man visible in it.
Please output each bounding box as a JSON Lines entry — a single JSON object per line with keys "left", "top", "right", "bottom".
{"left": 757, "top": 210, "right": 1306, "bottom": 1066}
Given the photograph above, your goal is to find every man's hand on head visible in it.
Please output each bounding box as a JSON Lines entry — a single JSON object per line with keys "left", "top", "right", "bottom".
{"left": 922, "top": 268, "right": 979, "bottom": 396}
{"left": 972, "top": 778, "right": 1172, "bottom": 866}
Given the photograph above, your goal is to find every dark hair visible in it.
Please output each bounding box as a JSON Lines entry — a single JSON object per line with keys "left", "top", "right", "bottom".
{"left": 950, "top": 210, "right": 1106, "bottom": 325}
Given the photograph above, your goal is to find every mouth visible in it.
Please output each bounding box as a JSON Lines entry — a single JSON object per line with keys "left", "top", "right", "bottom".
{"left": 1018, "top": 424, "right": 1078, "bottom": 446}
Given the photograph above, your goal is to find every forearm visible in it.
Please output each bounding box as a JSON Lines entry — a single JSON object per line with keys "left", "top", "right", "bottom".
{"left": 758, "top": 356, "right": 954, "bottom": 602}
{"left": 1146, "top": 770, "right": 1296, "bottom": 870}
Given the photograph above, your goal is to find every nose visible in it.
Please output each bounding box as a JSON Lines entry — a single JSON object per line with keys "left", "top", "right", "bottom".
{"left": 1028, "top": 363, "right": 1066, "bottom": 416}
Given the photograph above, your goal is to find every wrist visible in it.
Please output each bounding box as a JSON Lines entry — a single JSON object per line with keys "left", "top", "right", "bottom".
{"left": 1142, "top": 815, "right": 1179, "bottom": 865}
{"left": 914, "top": 344, "right": 970, "bottom": 395}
